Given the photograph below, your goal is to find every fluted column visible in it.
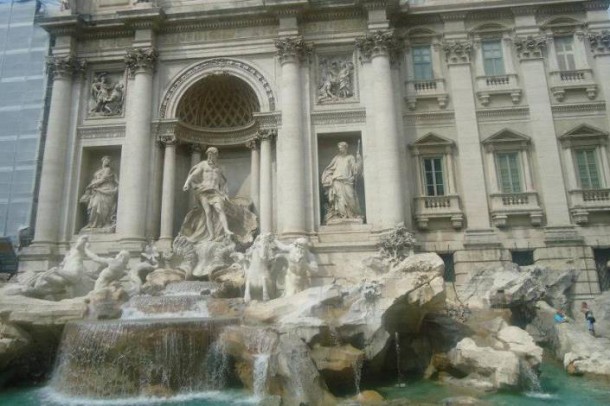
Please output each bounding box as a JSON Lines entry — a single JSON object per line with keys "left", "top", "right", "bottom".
{"left": 33, "top": 56, "right": 84, "bottom": 245}
{"left": 246, "top": 139, "right": 260, "bottom": 214}
{"left": 259, "top": 129, "right": 276, "bottom": 233}
{"left": 275, "top": 37, "right": 308, "bottom": 237}
{"left": 116, "top": 48, "right": 157, "bottom": 244}
{"left": 159, "top": 135, "right": 177, "bottom": 243}
{"left": 356, "top": 31, "right": 404, "bottom": 228}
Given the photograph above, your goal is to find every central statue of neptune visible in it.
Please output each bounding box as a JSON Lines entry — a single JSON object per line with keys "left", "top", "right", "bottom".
{"left": 180, "top": 147, "right": 257, "bottom": 246}
{"left": 321, "top": 141, "right": 363, "bottom": 224}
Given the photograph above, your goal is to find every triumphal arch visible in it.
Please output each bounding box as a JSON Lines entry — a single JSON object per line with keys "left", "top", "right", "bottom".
{"left": 22, "top": 0, "right": 610, "bottom": 298}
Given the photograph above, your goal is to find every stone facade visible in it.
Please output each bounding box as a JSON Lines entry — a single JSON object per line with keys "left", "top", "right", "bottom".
{"left": 23, "top": 0, "right": 610, "bottom": 300}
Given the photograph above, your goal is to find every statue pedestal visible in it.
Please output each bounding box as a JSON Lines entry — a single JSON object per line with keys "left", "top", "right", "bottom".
{"left": 325, "top": 217, "right": 364, "bottom": 226}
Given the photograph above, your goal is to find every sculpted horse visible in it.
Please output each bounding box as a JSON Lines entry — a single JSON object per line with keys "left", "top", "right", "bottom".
{"left": 275, "top": 238, "right": 318, "bottom": 297}
{"left": 240, "top": 233, "right": 278, "bottom": 302}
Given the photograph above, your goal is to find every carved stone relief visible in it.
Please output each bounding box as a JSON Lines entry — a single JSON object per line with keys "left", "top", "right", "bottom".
{"left": 89, "top": 72, "right": 125, "bottom": 117}
{"left": 317, "top": 55, "right": 356, "bottom": 104}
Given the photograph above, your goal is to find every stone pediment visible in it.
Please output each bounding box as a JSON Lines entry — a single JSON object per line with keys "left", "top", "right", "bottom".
{"left": 482, "top": 129, "right": 530, "bottom": 151}
{"left": 409, "top": 133, "right": 455, "bottom": 155}
{"left": 559, "top": 124, "right": 608, "bottom": 147}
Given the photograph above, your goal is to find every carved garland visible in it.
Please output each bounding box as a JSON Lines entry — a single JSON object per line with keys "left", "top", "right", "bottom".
{"left": 513, "top": 36, "right": 547, "bottom": 60}
{"left": 589, "top": 31, "right": 610, "bottom": 56}
{"left": 159, "top": 58, "right": 276, "bottom": 119}
{"left": 442, "top": 41, "right": 473, "bottom": 64}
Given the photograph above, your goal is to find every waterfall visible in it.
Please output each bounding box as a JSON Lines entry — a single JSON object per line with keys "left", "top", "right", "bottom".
{"left": 352, "top": 357, "right": 363, "bottom": 395}
{"left": 520, "top": 361, "right": 542, "bottom": 393}
{"left": 50, "top": 318, "right": 237, "bottom": 399}
{"left": 121, "top": 295, "right": 209, "bottom": 319}
{"left": 253, "top": 354, "right": 270, "bottom": 397}
{"left": 395, "top": 332, "right": 405, "bottom": 387}
{"left": 205, "top": 340, "right": 230, "bottom": 390}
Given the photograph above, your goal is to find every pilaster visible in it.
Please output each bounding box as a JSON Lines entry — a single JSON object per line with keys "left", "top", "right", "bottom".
{"left": 356, "top": 30, "right": 405, "bottom": 229}
{"left": 116, "top": 46, "right": 157, "bottom": 246}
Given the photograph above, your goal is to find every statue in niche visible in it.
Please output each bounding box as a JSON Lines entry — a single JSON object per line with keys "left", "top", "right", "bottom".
{"left": 321, "top": 141, "right": 363, "bottom": 224}
{"left": 80, "top": 156, "right": 119, "bottom": 232}
{"left": 181, "top": 146, "right": 257, "bottom": 246}
{"left": 318, "top": 57, "right": 355, "bottom": 103}
{"left": 90, "top": 73, "right": 124, "bottom": 117}
{"left": 60, "top": 0, "right": 70, "bottom": 11}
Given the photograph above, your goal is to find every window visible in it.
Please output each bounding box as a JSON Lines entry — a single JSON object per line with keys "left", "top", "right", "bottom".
{"left": 482, "top": 40, "right": 505, "bottom": 76}
{"left": 423, "top": 157, "right": 444, "bottom": 196}
{"left": 412, "top": 45, "right": 433, "bottom": 81}
{"left": 575, "top": 149, "right": 601, "bottom": 189}
{"left": 439, "top": 253, "right": 455, "bottom": 282}
{"left": 496, "top": 152, "right": 522, "bottom": 193}
{"left": 555, "top": 36, "right": 576, "bottom": 71}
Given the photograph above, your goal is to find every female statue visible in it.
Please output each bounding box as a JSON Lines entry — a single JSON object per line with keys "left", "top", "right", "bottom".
{"left": 80, "top": 156, "right": 119, "bottom": 231}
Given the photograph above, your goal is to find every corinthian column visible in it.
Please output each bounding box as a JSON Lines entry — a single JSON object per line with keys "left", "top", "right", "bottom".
{"left": 259, "top": 129, "right": 277, "bottom": 233}
{"left": 246, "top": 138, "right": 260, "bottom": 214}
{"left": 116, "top": 48, "right": 158, "bottom": 245}
{"left": 356, "top": 31, "right": 404, "bottom": 229}
{"left": 275, "top": 37, "right": 309, "bottom": 237}
{"left": 33, "top": 56, "right": 84, "bottom": 246}
{"left": 159, "top": 134, "right": 177, "bottom": 244}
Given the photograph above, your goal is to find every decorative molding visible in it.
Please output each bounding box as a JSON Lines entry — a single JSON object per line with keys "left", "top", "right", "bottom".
{"left": 513, "top": 36, "right": 547, "bottom": 60}
{"left": 124, "top": 47, "right": 158, "bottom": 77}
{"left": 46, "top": 55, "right": 86, "bottom": 80}
{"left": 77, "top": 125, "right": 125, "bottom": 140}
{"left": 159, "top": 134, "right": 177, "bottom": 146}
{"left": 275, "top": 36, "right": 312, "bottom": 65}
{"left": 551, "top": 102, "right": 607, "bottom": 115}
{"left": 583, "top": 0, "right": 610, "bottom": 11}
{"left": 311, "top": 109, "right": 366, "bottom": 126}
{"left": 476, "top": 107, "right": 530, "bottom": 121}
{"left": 589, "top": 31, "right": 610, "bottom": 57}
{"left": 159, "top": 58, "right": 276, "bottom": 119}
{"left": 442, "top": 41, "right": 473, "bottom": 64}
{"left": 160, "top": 16, "right": 278, "bottom": 33}
{"left": 355, "top": 30, "right": 401, "bottom": 63}
{"left": 403, "top": 111, "right": 455, "bottom": 125}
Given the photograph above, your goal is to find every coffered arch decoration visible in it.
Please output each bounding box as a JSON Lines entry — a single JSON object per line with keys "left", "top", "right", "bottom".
{"left": 157, "top": 58, "right": 279, "bottom": 146}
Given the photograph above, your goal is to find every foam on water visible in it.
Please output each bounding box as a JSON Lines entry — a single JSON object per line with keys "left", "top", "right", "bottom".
{"left": 40, "top": 387, "right": 258, "bottom": 406}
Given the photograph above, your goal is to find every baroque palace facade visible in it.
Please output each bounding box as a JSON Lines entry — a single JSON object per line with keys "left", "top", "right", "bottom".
{"left": 23, "top": 0, "right": 610, "bottom": 300}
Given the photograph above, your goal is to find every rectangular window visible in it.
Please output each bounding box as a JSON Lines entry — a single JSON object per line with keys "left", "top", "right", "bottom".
{"left": 423, "top": 157, "right": 445, "bottom": 196}
{"left": 575, "top": 149, "right": 601, "bottom": 189}
{"left": 496, "top": 152, "right": 522, "bottom": 193}
{"left": 482, "top": 40, "right": 505, "bottom": 76}
{"left": 555, "top": 36, "right": 576, "bottom": 71}
{"left": 412, "top": 45, "right": 433, "bottom": 81}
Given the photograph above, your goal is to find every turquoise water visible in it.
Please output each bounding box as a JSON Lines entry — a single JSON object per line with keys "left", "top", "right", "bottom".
{"left": 1, "top": 360, "right": 610, "bottom": 405}
{"left": 378, "top": 360, "right": 610, "bottom": 405}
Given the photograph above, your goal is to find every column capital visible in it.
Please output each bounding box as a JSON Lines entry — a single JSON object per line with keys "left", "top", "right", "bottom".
{"left": 125, "top": 47, "right": 158, "bottom": 77}
{"left": 589, "top": 31, "right": 610, "bottom": 57}
{"left": 258, "top": 129, "right": 278, "bottom": 141}
{"left": 442, "top": 40, "right": 474, "bottom": 65}
{"left": 245, "top": 139, "right": 259, "bottom": 150}
{"left": 513, "top": 35, "right": 547, "bottom": 60}
{"left": 45, "top": 55, "right": 86, "bottom": 80}
{"left": 158, "top": 134, "right": 177, "bottom": 146}
{"left": 275, "top": 36, "right": 311, "bottom": 65}
{"left": 355, "top": 30, "right": 400, "bottom": 63}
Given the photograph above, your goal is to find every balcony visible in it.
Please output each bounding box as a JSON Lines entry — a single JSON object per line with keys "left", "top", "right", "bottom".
{"left": 475, "top": 74, "right": 522, "bottom": 106}
{"left": 414, "top": 195, "right": 464, "bottom": 230}
{"left": 549, "top": 69, "right": 598, "bottom": 102}
{"left": 489, "top": 192, "right": 543, "bottom": 227}
{"left": 405, "top": 78, "right": 449, "bottom": 110}
{"left": 569, "top": 189, "right": 610, "bottom": 224}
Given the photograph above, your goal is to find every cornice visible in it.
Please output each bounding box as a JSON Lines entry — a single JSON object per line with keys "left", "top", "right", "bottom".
{"left": 160, "top": 16, "right": 278, "bottom": 33}
{"left": 403, "top": 111, "right": 455, "bottom": 125}
{"left": 551, "top": 102, "right": 607, "bottom": 115}
{"left": 476, "top": 107, "right": 530, "bottom": 122}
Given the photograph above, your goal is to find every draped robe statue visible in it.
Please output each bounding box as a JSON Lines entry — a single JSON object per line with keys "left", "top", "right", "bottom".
{"left": 321, "top": 141, "right": 363, "bottom": 224}
{"left": 80, "top": 156, "right": 119, "bottom": 231}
